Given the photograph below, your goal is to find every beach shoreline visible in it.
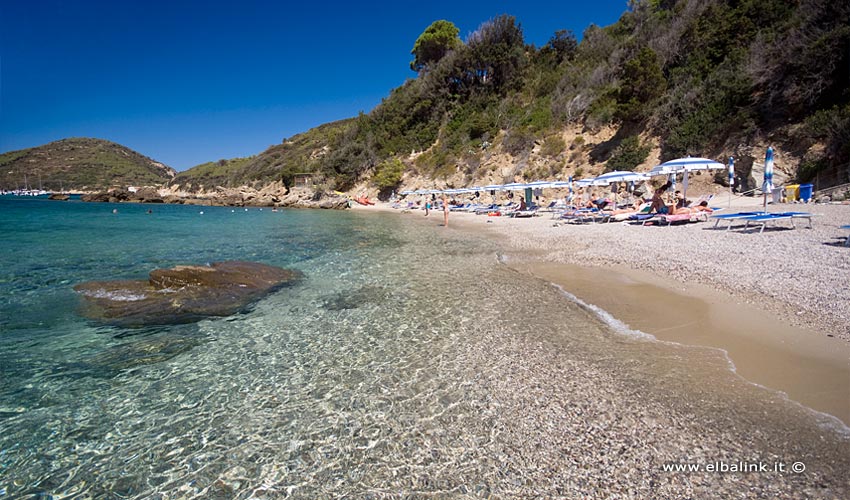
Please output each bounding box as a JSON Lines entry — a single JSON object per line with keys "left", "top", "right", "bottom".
{"left": 356, "top": 197, "right": 849, "bottom": 341}
{"left": 353, "top": 198, "right": 850, "bottom": 425}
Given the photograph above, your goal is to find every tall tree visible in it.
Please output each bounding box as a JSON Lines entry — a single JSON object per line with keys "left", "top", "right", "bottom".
{"left": 465, "top": 15, "right": 527, "bottom": 91}
{"left": 410, "top": 20, "right": 461, "bottom": 72}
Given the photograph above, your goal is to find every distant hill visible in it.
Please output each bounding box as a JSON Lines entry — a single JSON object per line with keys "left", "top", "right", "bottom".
{"left": 0, "top": 138, "right": 176, "bottom": 191}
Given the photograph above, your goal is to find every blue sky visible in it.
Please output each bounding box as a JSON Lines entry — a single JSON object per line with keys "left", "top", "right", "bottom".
{"left": 1, "top": 0, "right": 628, "bottom": 171}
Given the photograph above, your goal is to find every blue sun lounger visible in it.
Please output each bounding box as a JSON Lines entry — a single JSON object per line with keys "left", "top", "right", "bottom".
{"left": 711, "top": 212, "right": 767, "bottom": 229}
{"left": 741, "top": 213, "right": 796, "bottom": 233}
{"left": 721, "top": 212, "right": 816, "bottom": 233}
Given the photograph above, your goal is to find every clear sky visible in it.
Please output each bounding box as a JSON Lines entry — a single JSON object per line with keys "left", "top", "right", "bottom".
{"left": 1, "top": 0, "right": 628, "bottom": 171}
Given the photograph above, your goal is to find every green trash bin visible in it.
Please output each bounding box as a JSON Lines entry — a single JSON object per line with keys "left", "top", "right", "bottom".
{"left": 799, "top": 183, "right": 813, "bottom": 203}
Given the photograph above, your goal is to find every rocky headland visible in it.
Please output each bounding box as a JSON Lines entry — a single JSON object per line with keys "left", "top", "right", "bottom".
{"left": 78, "top": 183, "right": 350, "bottom": 209}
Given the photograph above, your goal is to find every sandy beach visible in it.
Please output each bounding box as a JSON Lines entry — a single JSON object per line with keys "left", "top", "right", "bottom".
{"left": 355, "top": 196, "right": 850, "bottom": 426}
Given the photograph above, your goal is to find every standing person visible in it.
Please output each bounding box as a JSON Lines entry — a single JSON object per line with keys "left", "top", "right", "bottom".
{"left": 442, "top": 195, "right": 449, "bottom": 227}
{"left": 425, "top": 198, "right": 431, "bottom": 216}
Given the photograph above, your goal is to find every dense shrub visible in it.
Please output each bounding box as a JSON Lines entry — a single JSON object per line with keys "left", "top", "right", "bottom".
{"left": 372, "top": 158, "right": 406, "bottom": 190}
{"left": 606, "top": 135, "right": 651, "bottom": 172}
{"left": 540, "top": 135, "right": 566, "bottom": 158}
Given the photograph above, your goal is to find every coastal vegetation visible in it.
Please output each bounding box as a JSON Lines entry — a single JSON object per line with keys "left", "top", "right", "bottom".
{"left": 0, "top": 138, "right": 175, "bottom": 191}
{"left": 175, "top": 0, "right": 847, "bottom": 193}
{"left": 6, "top": 0, "right": 848, "bottom": 194}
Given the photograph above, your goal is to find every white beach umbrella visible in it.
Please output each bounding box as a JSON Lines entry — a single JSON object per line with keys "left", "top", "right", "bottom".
{"left": 653, "top": 157, "right": 725, "bottom": 172}
{"left": 593, "top": 171, "right": 648, "bottom": 207}
{"left": 651, "top": 157, "right": 724, "bottom": 202}
{"left": 593, "top": 171, "right": 648, "bottom": 184}
{"left": 523, "top": 180, "right": 556, "bottom": 189}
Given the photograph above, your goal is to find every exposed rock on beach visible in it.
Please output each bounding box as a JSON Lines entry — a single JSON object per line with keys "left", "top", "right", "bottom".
{"left": 74, "top": 261, "right": 302, "bottom": 326}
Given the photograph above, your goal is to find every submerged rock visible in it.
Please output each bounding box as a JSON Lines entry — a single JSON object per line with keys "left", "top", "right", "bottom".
{"left": 321, "top": 285, "right": 388, "bottom": 311}
{"left": 74, "top": 261, "right": 302, "bottom": 326}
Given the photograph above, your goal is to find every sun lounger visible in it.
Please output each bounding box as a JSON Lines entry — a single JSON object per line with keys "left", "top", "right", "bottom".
{"left": 560, "top": 208, "right": 608, "bottom": 224}
{"left": 720, "top": 212, "right": 816, "bottom": 233}
{"left": 740, "top": 213, "right": 796, "bottom": 233}
{"left": 711, "top": 212, "right": 768, "bottom": 229}
{"left": 474, "top": 204, "right": 501, "bottom": 215}
{"left": 640, "top": 211, "right": 710, "bottom": 226}
{"left": 510, "top": 209, "right": 538, "bottom": 218}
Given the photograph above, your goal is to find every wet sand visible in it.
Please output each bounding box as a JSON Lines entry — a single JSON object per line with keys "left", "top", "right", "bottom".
{"left": 511, "top": 261, "right": 850, "bottom": 427}
{"left": 359, "top": 200, "right": 850, "bottom": 428}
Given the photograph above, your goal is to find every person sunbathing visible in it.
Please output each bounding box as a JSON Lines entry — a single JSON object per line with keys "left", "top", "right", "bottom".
{"left": 670, "top": 201, "right": 713, "bottom": 215}
{"left": 607, "top": 199, "right": 649, "bottom": 215}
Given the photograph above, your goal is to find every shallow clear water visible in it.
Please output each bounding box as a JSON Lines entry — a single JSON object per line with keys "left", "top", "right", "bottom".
{"left": 0, "top": 197, "right": 847, "bottom": 498}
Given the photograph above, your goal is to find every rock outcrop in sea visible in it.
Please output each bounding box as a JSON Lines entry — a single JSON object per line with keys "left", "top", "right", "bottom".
{"left": 74, "top": 261, "right": 302, "bottom": 326}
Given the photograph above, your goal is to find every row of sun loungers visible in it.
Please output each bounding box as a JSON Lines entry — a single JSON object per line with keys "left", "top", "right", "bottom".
{"left": 393, "top": 201, "right": 829, "bottom": 237}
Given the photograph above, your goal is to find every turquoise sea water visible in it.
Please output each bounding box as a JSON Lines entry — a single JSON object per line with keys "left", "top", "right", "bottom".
{"left": 0, "top": 197, "right": 847, "bottom": 498}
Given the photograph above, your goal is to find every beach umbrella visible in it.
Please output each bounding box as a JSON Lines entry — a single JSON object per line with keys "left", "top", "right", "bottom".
{"left": 652, "top": 157, "right": 724, "bottom": 202}
{"left": 763, "top": 146, "right": 774, "bottom": 210}
{"left": 592, "top": 171, "right": 648, "bottom": 208}
{"left": 652, "top": 157, "right": 725, "bottom": 172}
{"left": 728, "top": 156, "right": 734, "bottom": 207}
{"left": 669, "top": 173, "right": 676, "bottom": 200}
{"left": 593, "top": 171, "right": 648, "bottom": 184}
{"left": 522, "top": 180, "right": 556, "bottom": 189}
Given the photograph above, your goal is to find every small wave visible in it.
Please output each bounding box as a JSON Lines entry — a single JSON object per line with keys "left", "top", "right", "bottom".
{"left": 547, "top": 283, "right": 850, "bottom": 437}
{"left": 550, "top": 283, "right": 655, "bottom": 341}
{"left": 79, "top": 289, "right": 147, "bottom": 302}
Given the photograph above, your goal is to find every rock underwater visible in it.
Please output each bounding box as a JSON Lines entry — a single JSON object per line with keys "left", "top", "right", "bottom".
{"left": 74, "top": 261, "right": 302, "bottom": 327}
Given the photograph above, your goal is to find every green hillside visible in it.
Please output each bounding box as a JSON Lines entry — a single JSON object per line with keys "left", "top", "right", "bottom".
{"left": 177, "top": 1, "right": 850, "bottom": 193}
{"left": 171, "top": 119, "right": 352, "bottom": 191}
{"left": 0, "top": 138, "right": 176, "bottom": 191}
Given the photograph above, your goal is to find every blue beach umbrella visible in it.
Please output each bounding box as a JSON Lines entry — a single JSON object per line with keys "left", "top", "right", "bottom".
{"left": 763, "top": 147, "right": 774, "bottom": 209}
{"left": 728, "top": 156, "right": 735, "bottom": 207}
{"left": 728, "top": 156, "right": 735, "bottom": 187}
